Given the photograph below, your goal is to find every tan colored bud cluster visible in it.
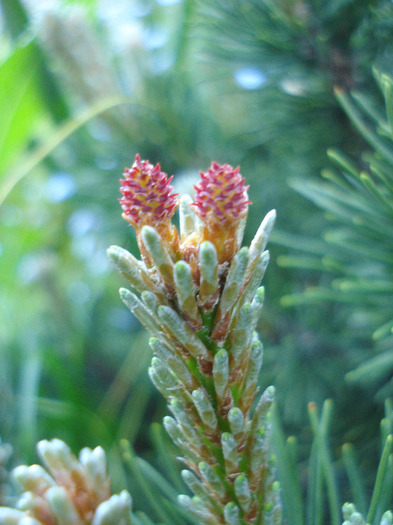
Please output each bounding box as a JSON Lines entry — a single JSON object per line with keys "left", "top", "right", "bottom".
{"left": 192, "top": 161, "right": 251, "bottom": 264}
{"left": 0, "top": 439, "right": 132, "bottom": 525}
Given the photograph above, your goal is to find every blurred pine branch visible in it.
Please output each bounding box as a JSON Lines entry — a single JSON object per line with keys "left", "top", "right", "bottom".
{"left": 1, "top": 0, "right": 393, "bottom": 523}
{"left": 278, "top": 70, "right": 393, "bottom": 399}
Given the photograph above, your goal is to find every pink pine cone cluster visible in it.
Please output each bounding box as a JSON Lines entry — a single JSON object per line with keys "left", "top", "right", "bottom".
{"left": 119, "top": 154, "right": 179, "bottom": 227}
{"left": 192, "top": 161, "right": 251, "bottom": 227}
{"left": 119, "top": 155, "right": 251, "bottom": 265}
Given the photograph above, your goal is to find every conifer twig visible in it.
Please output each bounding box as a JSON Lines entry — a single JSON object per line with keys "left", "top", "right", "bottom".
{"left": 110, "top": 155, "right": 281, "bottom": 524}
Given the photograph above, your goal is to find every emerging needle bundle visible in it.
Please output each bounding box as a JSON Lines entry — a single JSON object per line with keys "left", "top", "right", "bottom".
{"left": 109, "top": 155, "right": 280, "bottom": 524}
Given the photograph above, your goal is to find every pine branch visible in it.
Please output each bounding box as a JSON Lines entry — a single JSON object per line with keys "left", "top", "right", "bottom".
{"left": 109, "top": 155, "right": 280, "bottom": 524}
{"left": 277, "top": 70, "right": 393, "bottom": 397}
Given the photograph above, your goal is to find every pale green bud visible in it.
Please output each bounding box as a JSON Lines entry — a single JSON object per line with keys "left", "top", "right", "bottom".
{"left": 223, "top": 501, "right": 241, "bottom": 525}
{"left": 234, "top": 474, "right": 251, "bottom": 513}
{"left": 251, "top": 386, "right": 275, "bottom": 434}
{"left": 248, "top": 209, "right": 276, "bottom": 274}
{"left": 217, "top": 247, "right": 249, "bottom": 318}
{"left": 251, "top": 287, "right": 265, "bottom": 324}
{"left": 198, "top": 241, "right": 219, "bottom": 310}
{"left": 198, "top": 462, "right": 226, "bottom": 499}
{"left": 17, "top": 491, "right": 45, "bottom": 515}
{"left": 163, "top": 416, "right": 183, "bottom": 443}
{"left": 272, "top": 498, "right": 283, "bottom": 525}
{"left": 120, "top": 288, "right": 161, "bottom": 335}
{"left": 229, "top": 303, "right": 253, "bottom": 365}
{"left": 241, "top": 250, "right": 270, "bottom": 306}
{"left": 163, "top": 417, "right": 202, "bottom": 465}
{"left": 241, "top": 339, "right": 263, "bottom": 403}
{"left": 342, "top": 503, "right": 357, "bottom": 520}
{"left": 213, "top": 348, "right": 229, "bottom": 402}
{"left": 381, "top": 511, "right": 393, "bottom": 525}
{"left": 170, "top": 400, "right": 203, "bottom": 449}
{"left": 346, "top": 513, "right": 365, "bottom": 525}
{"left": 228, "top": 408, "right": 245, "bottom": 443}
{"left": 174, "top": 261, "right": 201, "bottom": 325}
{"left": 158, "top": 305, "right": 209, "bottom": 359}
{"left": 107, "top": 245, "right": 165, "bottom": 299}
{"left": 249, "top": 427, "right": 268, "bottom": 483}
{"left": 141, "top": 291, "right": 159, "bottom": 313}
{"left": 141, "top": 225, "right": 174, "bottom": 285}
{"left": 236, "top": 213, "right": 247, "bottom": 247}
{"left": 179, "top": 194, "right": 199, "bottom": 239}
{"left": 192, "top": 388, "right": 218, "bottom": 433}
{"left": 148, "top": 357, "right": 178, "bottom": 398}
{"left": 149, "top": 337, "right": 194, "bottom": 390}
{"left": 107, "top": 245, "right": 145, "bottom": 291}
{"left": 181, "top": 470, "right": 213, "bottom": 505}
{"left": 149, "top": 358, "right": 192, "bottom": 408}
{"left": 221, "top": 433, "right": 239, "bottom": 475}
{"left": 178, "top": 495, "right": 217, "bottom": 523}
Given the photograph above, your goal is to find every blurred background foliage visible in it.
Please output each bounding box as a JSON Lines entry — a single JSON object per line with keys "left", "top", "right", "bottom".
{"left": 1, "top": 0, "right": 393, "bottom": 519}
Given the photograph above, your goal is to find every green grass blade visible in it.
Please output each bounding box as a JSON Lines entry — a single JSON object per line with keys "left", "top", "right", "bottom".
{"left": 120, "top": 440, "right": 197, "bottom": 525}
{"left": 121, "top": 440, "right": 175, "bottom": 524}
{"left": 327, "top": 148, "right": 361, "bottom": 178}
{"left": 342, "top": 443, "right": 367, "bottom": 516}
{"left": 150, "top": 423, "right": 185, "bottom": 493}
{"left": 366, "top": 435, "right": 393, "bottom": 524}
{"left": 335, "top": 88, "right": 393, "bottom": 166}
{"left": 271, "top": 405, "right": 305, "bottom": 525}
{"left": 359, "top": 172, "right": 393, "bottom": 215}
{"left": 346, "top": 352, "right": 393, "bottom": 386}
{"left": 380, "top": 72, "right": 393, "bottom": 139}
{"left": 134, "top": 512, "right": 158, "bottom": 525}
{"left": 308, "top": 401, "right": 341, "bottom": 525}
{"left": 307, "top": 403, "right": 323, "bottom": 525}
{"left": 0, "top": 95, "right": 132, "bottom": 205}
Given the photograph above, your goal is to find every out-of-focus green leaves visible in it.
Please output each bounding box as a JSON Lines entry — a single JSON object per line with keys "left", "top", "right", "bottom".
{"left": 0, "top": 42, "right": 47, "bottom": 176}
{"left": 0, "top": 0, "right": 28, "bottom": 39}
{"left": 120, "top": 438, "right": 197, "bottom": 525}
{"left": 277, "top": 70, "right": 393, "bottom": 400}
{"left": 0, "top": 93, "right": 132, "bottom": 205}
